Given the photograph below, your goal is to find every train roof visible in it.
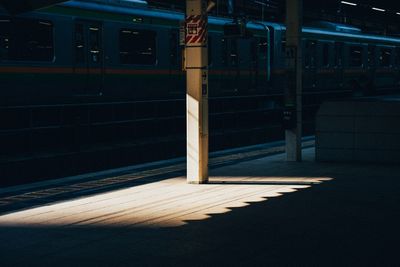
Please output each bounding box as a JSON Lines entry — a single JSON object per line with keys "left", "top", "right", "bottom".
{"left": 302, "top": 27, "right": 400, "bottom": 45}
{"left": 57, "top": 0, "right": 281, "bottom": 30}
{"left": 57, "top": 1, "right": 400, "bottom": 44}
{"left": 275, "top": 21, "right": 400, "bottom": 45}
{"left": 2, "top": 0, "right": 399, "bottom": 44}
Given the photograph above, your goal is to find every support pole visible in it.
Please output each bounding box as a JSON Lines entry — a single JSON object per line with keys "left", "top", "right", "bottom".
{"left": 284, "top": 0, "right": 303, "bottom": 162}
{"left": 185, "top": 0, "right": 209, "bottom": 184}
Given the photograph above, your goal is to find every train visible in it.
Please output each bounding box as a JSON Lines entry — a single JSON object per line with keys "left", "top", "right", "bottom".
{"left": 1, "top": 0, "right": 400, "bottom": 184}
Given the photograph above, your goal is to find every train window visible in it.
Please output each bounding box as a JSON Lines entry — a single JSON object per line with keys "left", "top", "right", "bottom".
{"left": 0, "top": 18, "right": 10, "bottom": 60}
{"left": 334, "top": 42, "right": 343, "bottom": 67}
{"left": 75, "top": 24, "right": 85, "bottom": 63}
{"left": 119, "top": 29, "right": 156, "bottom": 65}
{"left": 368, "top": 45, "right": 376, "bottom": 67}
{"left": 304, "top": 40, "right": 317, "bottom": 68}
{"left": 281, "top": 35, "right": 286, "bottom": 54}
{"left": 89, "top": 26, "right": 101, "bottom": 63}
{"left": 379, "top": 48, "right": 392, "bottom": 67}
{"left": 349, "top": 46, "right": 363, "bottom": 67}
{"left": 322, "top": 43, "right": 330, "bottom": 67}
{"left": 0, "top": 18, "right": 54, "bottom": 62}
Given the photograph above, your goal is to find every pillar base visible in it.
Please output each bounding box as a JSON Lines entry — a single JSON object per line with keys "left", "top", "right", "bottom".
{"left": 188, "top": 180, "right": 209, "bottom": 185}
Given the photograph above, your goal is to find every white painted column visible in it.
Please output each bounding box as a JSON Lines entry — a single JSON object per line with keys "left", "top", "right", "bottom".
{"left": 186, "top": 0, "right": 209, "bottom": 184}
{"left": 285, "top": 0, "right": 303, "bottom": 162}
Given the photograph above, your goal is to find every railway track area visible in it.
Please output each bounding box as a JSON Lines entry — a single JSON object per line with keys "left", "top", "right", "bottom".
{"left": 0, "top": 94, "right": 327, "bottom": 186}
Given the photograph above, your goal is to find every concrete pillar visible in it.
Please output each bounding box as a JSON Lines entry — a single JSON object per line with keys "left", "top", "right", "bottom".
{"left": 185, "top": 0, "right": 209, "bottom": 184}
{"left": 285, "top": 0, "right": 303, "bottom": 162}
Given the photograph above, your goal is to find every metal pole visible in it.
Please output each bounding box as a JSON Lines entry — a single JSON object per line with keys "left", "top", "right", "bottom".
{"left": 262, "top": 5, "right": 265, "bottom": 22}
{"left": 228, "top": 0, "right": 234, "bottom": 15}
{"left": 284, "top": 0, "right": 303, "bottom": 161}
{"left": 254, "top": 1, "right": 267, "bottom": 22}
{"left": 185, "top": 0, "right": 209, "bottom": 184}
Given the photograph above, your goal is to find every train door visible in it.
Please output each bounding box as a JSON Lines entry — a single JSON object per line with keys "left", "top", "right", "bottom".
{"left": 249, "top": 38, "right": 259, "bottom": 92}
{"left": 303, "top": 39, "right": 317, "bottom": 90}
{"left": 377, "top": 46, "right": 395, "bottom": 90}
{"left": 257, "top": 37, "right": 269, "bottom": 91}
{"left": 168, "top": 29, "right": 182, "bottom": 96}
{"left": 367, "top": 44, "right": 376, "bottom": 94}
{"left": 395, "top": 47, "right": 400, "bottom": 88}
{"left": 220, "top": 37, "right": 237, "bottom": 94}
{"left": 238, "top": 38, "right": 251, "bottom": 93}
{"left": 318, "top": 41, "right": 334, "bottom": 90}
{"left": 74, "top": 21, "right": 104, "bottom": 96}
{"left": 345, "top": 44, "right": 365, "bottom": 96}
{"left": 229, "top": 38, "right": 240, "bottom": 93}
{"left": 333, "top": 42, "right": 344, "bottom": 89}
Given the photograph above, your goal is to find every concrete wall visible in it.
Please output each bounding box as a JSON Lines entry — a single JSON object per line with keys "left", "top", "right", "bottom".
{"left": 316, "top": 99, "right": 400, "bottom": 163}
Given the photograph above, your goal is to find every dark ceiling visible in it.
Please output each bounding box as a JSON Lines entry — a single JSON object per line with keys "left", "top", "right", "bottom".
{"left": 342, "top": 0, "right": 400, "bottom": 10}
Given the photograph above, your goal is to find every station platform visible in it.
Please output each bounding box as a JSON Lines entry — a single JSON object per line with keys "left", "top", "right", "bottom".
{"left": 0, "top": 144, "right": 399, "bottom": 266}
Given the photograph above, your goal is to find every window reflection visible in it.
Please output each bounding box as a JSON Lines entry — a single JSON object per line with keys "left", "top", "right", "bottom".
{"left": 119, "top": 28, "right": 156, "bottom": 65}
{"left": 0, "top": 17, "right": 53, "bottom": 62}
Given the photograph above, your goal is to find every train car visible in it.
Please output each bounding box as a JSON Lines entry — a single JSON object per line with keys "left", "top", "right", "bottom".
{"left": 1, "top": 0, "right": 400, "bottom": 183}
{"left": 0, "top": 0, "right": 277, "bottom": 104}
{"left": 1, "top": 0, "right": 400, "bottom": 103}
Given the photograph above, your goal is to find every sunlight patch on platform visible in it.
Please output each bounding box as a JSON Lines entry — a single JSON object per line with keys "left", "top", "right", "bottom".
{"left": 0, "top": 176, "right": 332, "bottom": 228}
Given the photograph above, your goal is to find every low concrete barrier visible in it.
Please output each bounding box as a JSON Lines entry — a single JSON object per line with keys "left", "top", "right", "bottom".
{"left": 316, "top": 97, "right": 400, "bottom": 163}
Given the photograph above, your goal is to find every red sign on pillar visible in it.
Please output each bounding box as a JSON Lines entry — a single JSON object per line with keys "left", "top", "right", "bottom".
{"left": 185, "top": 15, "right": 208, "bottom": 46}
